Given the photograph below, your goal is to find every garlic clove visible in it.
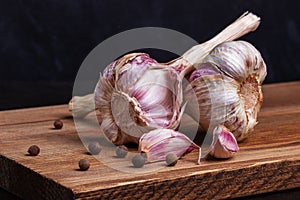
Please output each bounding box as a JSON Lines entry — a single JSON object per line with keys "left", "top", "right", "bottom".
{"left": 94, "top": 53, "right": 184, "bottom": 145}
{"left": 139, "top": 129, "right": 201, "bottom": 164}
{"left": 208, "top": 125, "right": 239, "bottom": 159}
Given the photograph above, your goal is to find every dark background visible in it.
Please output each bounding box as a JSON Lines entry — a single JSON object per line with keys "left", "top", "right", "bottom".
{"left": 0, "top": 0, "right": 299, "bottom": 199}
{"left": 1, "top": 0, "right": 300, "bottom": 110}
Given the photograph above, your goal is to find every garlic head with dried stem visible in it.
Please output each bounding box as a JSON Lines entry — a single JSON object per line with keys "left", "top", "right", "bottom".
{"left": 94, "top": 53, "right": 184, "bottom": 145}
{"left": 186, "top": 40, "right": 267, "bottom": 141}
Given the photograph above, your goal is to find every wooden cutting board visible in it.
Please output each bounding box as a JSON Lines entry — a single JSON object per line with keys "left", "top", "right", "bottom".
{"left": 0, "top": 81, "right": 300, "bottom": 200}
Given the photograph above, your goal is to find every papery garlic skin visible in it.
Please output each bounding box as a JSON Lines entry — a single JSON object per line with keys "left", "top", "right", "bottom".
{"left": 139, "top": 129, "right": 201, "bottom": 163}
{"left": 94, "top": 53, "right": 184, "bottom": 145}
{"left": 186, "top": 40, "right": 267, "bottom": 141}
{"left": 69, "top": 94, "right": 96, "bottom": 118}
{"left": 209, "top": 125, "right": 239, "bottom": 159}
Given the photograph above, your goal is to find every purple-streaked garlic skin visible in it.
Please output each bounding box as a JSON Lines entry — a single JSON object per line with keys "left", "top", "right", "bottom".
{"left": 186, "top": 40, "right": 267, "bottom": 141}
{"left": 139, "top": 129, "right": 200, "bottom": 163}
{"left": 103, "top": 60, "right": 118, "bottom": 79}
{"left": 209, "top": 125, "right": 239, "bottom": 159}
{"left": 102, "top": 53, "right": 158, "bottom": 86}
{"left": 188, "top": 63, "right": 220, "bottom": 82}
{"left": 94, "top": 53, "right": 184, "bottom": 145}
{"left": 208, "top": 41, "right": 267, "bottom": 84}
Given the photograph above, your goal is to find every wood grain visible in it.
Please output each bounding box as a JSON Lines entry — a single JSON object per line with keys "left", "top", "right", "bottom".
{"left": 0, "top": 81, "right": 300, "bottom": 199}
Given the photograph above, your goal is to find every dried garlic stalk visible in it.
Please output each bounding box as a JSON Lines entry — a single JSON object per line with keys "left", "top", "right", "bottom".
{"left": 69, "top": 94, "right": 95, "bottom": 118}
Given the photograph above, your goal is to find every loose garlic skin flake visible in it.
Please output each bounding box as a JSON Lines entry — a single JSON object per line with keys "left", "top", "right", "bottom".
{"left": 186, "top": 41, "right": 267, "bottom": 141}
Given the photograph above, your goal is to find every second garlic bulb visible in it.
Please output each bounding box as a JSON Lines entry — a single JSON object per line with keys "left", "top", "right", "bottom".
{"left": 185, "top": 40, "right": 267, "bottom": 141}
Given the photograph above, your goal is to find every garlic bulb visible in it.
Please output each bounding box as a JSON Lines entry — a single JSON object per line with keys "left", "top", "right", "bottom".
{"left": 70, "top": 12, "right": 263, "bottom": 145}
{"left": 94, "top": 53, "right": 183, "bottom": 145}
{"left": 186, "top": 40, "right": 267, "bottom": 141}
{"left": 208, "top": 125, "right": 239, "bottom": 159}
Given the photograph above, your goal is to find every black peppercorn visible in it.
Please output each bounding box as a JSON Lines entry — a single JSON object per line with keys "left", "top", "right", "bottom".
{"left": 115, "top": 145, "right": 128, "bottom": 158}
{"left": 79, "top": 159, "right": 90, "bottom": 171}
{"left": 88, "top": 142, "right": 102, "bottom": 155}
{"left": 28, "top": 145, "right": 40, "bottom": 156}
{"left": 53, "top": 120, "right": 63, "bottom": 129}
{"left": 132, "top": 154, "right": 146, "bottom": 168}
{"left": 166, "top": 153, "right": 178, "bottom": 166}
